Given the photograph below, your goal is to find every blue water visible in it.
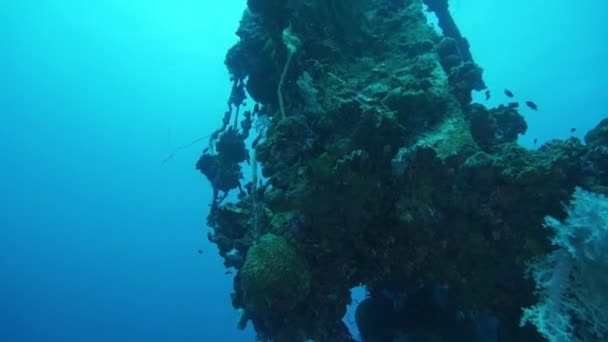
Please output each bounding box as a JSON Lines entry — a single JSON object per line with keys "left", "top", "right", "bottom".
{"left": 1, "top": 1, "right": 606, "bottom": 341}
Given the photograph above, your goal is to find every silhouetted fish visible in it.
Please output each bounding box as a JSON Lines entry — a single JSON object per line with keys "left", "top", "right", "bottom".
{"left": 198, "top": 249, "right": 203, "bottom": 254}
{"left": 504, "top": 89, "right": 514, "bottom": 97}
{"left": 225, "top": 270, "right": 233, "bottom": 275}
{"left": 534, "top": 138, "right": 538, "bottom": 145}
{"left": 571, "top": 128, "right": 576, "bottom": 133}
{"left": 509, "top": 102, "right": 519, "bottom": 108}
{"left": 254, "top": 103, "right": 260, "bottom": 113}
{"left": 485, "top": 90, "right": 491, "bottom": 100}
{"left": 525, "top": 101, "right": 538, "bottom": 110}
{"left": 252, "top": 134, "right": 263, "bottom": 148}
{"left": 202, "top": 147, "right": 209, "bottom": 153}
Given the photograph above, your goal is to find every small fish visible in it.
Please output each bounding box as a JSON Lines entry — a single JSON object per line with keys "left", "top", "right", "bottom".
{"left": 485, "top": 90, "right": 491, "bottom": 100}
{"left": 252, "top": 134, "right": 263, "bottom": 148}
{"left": 197, "top": 249, "right": 203, "bottom": 254}
{"left": 571, "top": 128, "right": 576, "bottom": 133}
{"left": 525, "top": 101, "right": 538, "bottom": 110}
{"left": 504, "top": 89, "right": 514, "bottom": 98}
{"left": 225, "top": 270, "right": 233, "bottom": 275}
{"left": 253, "top": 103, "right": 260, "bottom": 113}
{"left": 534, "top": 138, "right": 538, "bottom": 145}
{"left": 202, "top": 147, "right": 209, "bottom": 153}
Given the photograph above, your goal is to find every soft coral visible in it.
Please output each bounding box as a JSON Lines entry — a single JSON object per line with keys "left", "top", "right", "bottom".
{"left": 520, "top": 187, "right": 608, "bottom": 342}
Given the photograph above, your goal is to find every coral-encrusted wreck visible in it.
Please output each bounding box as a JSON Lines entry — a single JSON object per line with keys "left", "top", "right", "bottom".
{"left": 195, "top": 0, "right": 608, "bottom": 341}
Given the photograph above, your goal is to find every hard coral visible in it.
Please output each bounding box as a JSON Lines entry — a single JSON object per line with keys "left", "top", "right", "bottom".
{"left": 240, "top": 234, "right": 311, "bottom": 315}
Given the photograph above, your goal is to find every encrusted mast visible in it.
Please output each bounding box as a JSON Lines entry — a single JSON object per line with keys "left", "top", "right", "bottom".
{"left": 195, "top": 0, "right": 608, "bottom": 341}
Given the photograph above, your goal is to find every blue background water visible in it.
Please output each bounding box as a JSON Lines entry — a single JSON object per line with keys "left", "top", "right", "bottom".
{"left": 1, "top": 1, "right": 606, "bottom": 341}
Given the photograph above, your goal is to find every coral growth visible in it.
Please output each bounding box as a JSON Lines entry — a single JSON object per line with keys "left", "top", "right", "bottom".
{"left": 521, "top": 187, "right": 608, "bottom": 342}
{"left": 240, "top": 234, "right": 311, "bottom": 315}
{"left": 195, "top": 0, "right": 608, "bottom": 341}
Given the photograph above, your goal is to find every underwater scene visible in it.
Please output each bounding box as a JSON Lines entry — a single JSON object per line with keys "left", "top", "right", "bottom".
{"left": 2, "top": 0, "right": 607, "bottom": 341}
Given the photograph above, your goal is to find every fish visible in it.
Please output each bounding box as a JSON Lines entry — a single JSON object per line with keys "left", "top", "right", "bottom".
{"left": 504, "top": 89, "right": 514, "bottom": 98}
{"left": 252, "top": 133, "right": 263, "bottom": 148}
{"left": 508, "top": 102, "right": 519, "bottom": 108}
{"left": 202, "top": 147, "right": 209, "bottom": 153}
{"left": 534, "top": 138, "right": 538, "bottom": 145}
{"left": 525, "top": 101, "right": 538, "bottom": 110}
{"left": 254, "top": 103, "right": 260, "bottom": 113}
{"left": 485, "top": 90, "right": 491, "bottom": 100}
{"left": 571, "top": 128, "right": 576, "bottom": 133}
{"left": 198, "top": 249, "right": 203, "bottom": 254}
{"left": 225, "top": 270, "right": 233, "bottom": 275}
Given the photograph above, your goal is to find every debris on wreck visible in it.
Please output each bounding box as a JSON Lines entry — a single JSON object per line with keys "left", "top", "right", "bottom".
{"left": 195, "top": 0, "right": 608, "bottom": 341}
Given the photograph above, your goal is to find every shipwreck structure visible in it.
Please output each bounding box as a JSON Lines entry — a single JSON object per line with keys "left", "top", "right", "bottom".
{"left": 195, "top": 0, "right": 608, "bottom": 341}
